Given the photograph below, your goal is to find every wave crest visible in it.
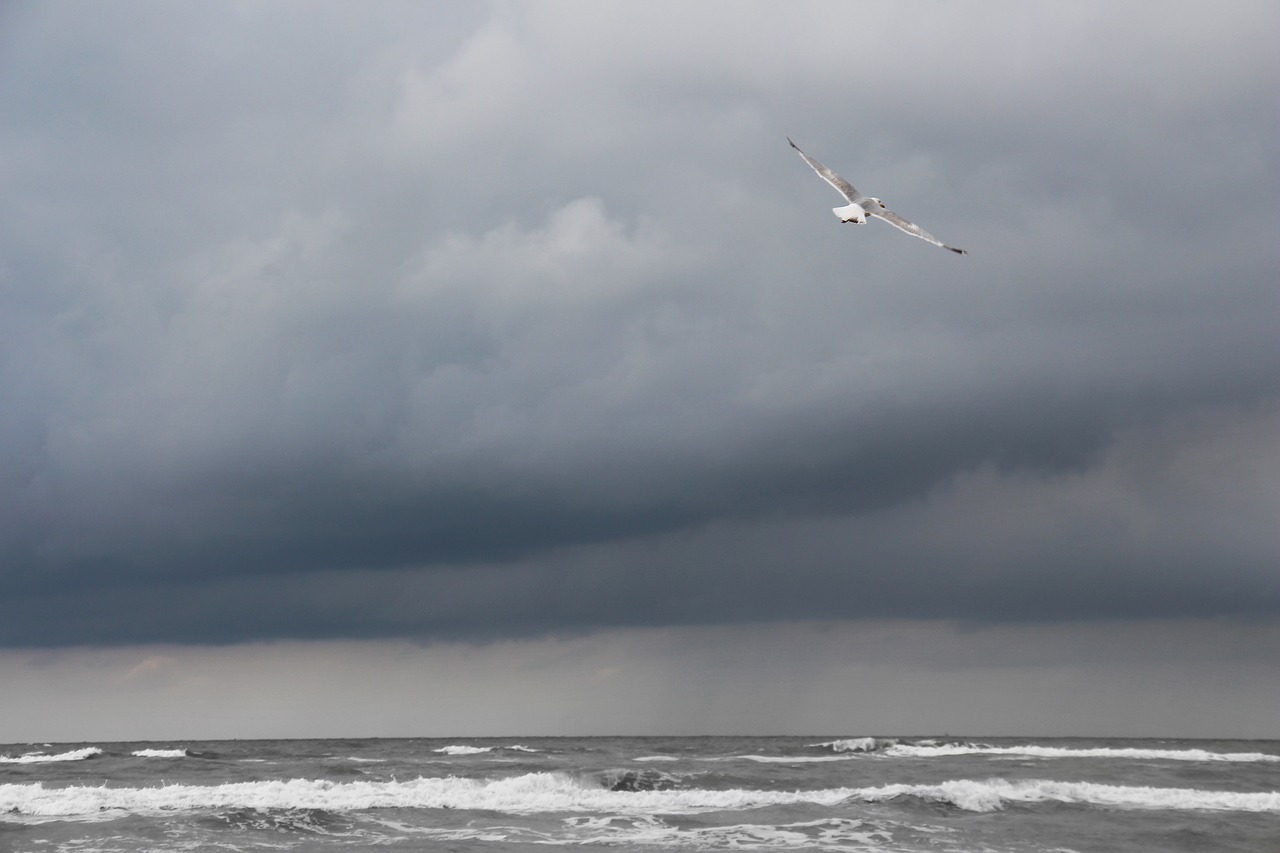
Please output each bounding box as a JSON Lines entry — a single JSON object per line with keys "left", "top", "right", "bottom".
{"left": 860, "top": 779, "right": 1280, "bottom": 813}
{"left": 811, "top": 738, "right": 902, "bottom": 754}
{"left": 0, "top": 747, "right": 103, "bottom": 764}
{"left": 810, "top": 739, "right": 1280, "bottom": 764}
{"left": 886, "top": 743, "right": 1280, "bottom": 763}
{"left": 3, "top": 773, "right": 1275, "bottom": 819}
{"left": 434, "top": 745, "right": 492, "bottom": 755}
{"left": 433, "top": 744, "right": 538, "bottom": 756}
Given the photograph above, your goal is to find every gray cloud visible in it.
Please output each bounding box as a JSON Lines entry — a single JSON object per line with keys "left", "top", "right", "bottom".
{"left": 1, "top": 1, "right": 1277, "bottom": 648}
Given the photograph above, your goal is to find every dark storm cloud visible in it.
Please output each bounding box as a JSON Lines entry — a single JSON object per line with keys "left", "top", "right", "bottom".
{"left": 1, "top": 2, "right": 1277, "bottom": 646}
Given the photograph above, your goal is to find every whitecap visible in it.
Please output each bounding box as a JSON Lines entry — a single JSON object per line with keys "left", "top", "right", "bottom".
{"left": 0, "top": 747, "right": 103, "bottom": 764}
{"left": 858, "top": 778, "right": 1280, "bottom": 813}
{"left": 0, "top": 772, "right": 851, "bottom": 818}
{"left": 886, "top": 743, "right": 1280, "bottom": 763}
{"left": 434, "top": 745, "right": 492, "bottom": 755}
{"left": 131, "top": 749, "right": 189, "bottom": 759}
{"left": 738, "top": 755, "right": 851, "bottom": 763}
{"left": 4, "top": 772, "right": 1274, "bottom": 820}
{"left": 811, "top": 738, "right": 896, "bottom": 753}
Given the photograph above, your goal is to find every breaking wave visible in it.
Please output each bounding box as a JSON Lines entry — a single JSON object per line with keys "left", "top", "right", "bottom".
{"left": 433, "top": 744, "right": 538, "bottom": 756}
{"left": 812, "top": 739, "right": 1279, "bottom": 763}
{"left": 131, "top": 749, "right": 189, "bottom": 759}
{"left": 888, "top": 743, "right": 1280, "bottom": 763}
{"left": 812, "top": 738, "right": 901, "bottom": 754}
{"left": 739, "top": 754, "right": 853, "bottom": 763}
{"left": 860, "top": 778, "right": 1280, "bottom": 813}
{"left": 0, "top": 747, "right": 103, "bottom": 764}
{"left": 3, "top": 773, "right": 1276, "bottom": 819}
{"left": 434, "top": 745, "right": 491, "bottom": 755}
{"left": 0, "top": 772, "right": 841, "bottom": 818}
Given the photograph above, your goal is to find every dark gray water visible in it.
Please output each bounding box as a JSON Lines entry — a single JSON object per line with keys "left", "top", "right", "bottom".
{"left": 3, "top": 736, "right": 1278, "bottom": 851}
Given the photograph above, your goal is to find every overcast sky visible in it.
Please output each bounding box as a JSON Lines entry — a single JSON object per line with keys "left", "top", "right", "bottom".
{"left": 1, "top": 1, "right": 1277, "bottom": 741}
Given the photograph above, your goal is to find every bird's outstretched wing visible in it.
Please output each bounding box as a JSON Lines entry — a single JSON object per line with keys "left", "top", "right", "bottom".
{"left": 871, "top": 208, "right": 967, "bottom": 255}
{"left": 788, "top": 137, "right": 862, "bottom": 203}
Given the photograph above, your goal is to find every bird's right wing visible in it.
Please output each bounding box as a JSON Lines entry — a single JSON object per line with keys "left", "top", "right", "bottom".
{"left": 788, "top": 138, "right": 862, "bottom": 203}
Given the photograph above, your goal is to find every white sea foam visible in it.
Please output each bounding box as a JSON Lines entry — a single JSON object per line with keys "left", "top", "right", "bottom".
{"left": 739, "top": 754, "right": 852, "bottom": 763}
{"left": 434, "top": 745, "right": 492, "bottom": 755}
{"left": 0, "top": 773, "right": 850, "bottom": 818}
{"left": 812, "top": 738, "right": 898, "bottom": 753}
{"left": 4, "top": 773, "right": 1275, "bottom": 819}
{"left": 564, "top": 815, "right": 893, "bottom": 850}
{"left": 633, "top": 756, "right": 679, "bottom": 762}
{"left": 885, "top": 744, "right": 1280, "bottom": 763}
{"left": 131, "top": 749, "right": 189, "bottom": 759}
{"left": 858, "top": 778, "right": 1280, "bottom": 813}
{"left": 433, "top": 744, "right": 536, "bottom": 756}
{"left": 360, "top": 813, "right": 900, "bottom": 851}
{"left": 0, "top": 747, "right": 103, "bottom": 764}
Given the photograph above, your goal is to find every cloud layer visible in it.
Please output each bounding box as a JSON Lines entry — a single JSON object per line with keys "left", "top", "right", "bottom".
{"left": 2, "top": 1, "right": 1277, "bottom": 647}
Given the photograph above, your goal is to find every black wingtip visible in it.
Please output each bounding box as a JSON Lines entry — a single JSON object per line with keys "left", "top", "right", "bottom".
{"left": 787, "top": 137, "right": 798, "bottom": 149}
{"left": 948, "top": 246, "right": 968, "bottom": 255}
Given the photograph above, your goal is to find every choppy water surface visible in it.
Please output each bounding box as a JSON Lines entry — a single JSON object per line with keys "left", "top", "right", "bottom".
{"left": 3, "top": 736, "right": 1277, "bottom": 851}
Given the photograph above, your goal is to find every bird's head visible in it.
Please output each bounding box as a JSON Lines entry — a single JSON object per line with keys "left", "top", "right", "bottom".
{"left": 870, "top": 198, "right": 886, "bottom": 209}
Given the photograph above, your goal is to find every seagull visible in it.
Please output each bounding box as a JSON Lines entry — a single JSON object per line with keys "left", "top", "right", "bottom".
{"left": 788, "top": 137, "right": 966, "bottom": 255}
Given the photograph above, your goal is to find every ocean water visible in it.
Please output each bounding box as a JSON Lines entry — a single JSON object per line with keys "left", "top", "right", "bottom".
{"left": 2, "top": 736, "right": 1277, "bottom": 852}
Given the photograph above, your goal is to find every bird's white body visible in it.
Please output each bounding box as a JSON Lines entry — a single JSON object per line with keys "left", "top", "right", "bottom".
{"left": 833, "top": 202, "right": 867, "bottom": 223}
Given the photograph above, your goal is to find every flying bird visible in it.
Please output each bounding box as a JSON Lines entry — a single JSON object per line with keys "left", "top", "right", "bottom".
{"left": 788, "top": 137, "right": 967, "bottom": 255}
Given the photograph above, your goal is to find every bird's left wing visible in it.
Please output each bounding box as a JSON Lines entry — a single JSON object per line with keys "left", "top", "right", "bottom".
{"left": 871, "top": 208, "right": 967, "bottom": 255}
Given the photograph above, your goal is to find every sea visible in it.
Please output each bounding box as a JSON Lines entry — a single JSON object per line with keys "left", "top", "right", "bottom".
{"left": 2, "top": 736, "right": 1277, "bottom": 852}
